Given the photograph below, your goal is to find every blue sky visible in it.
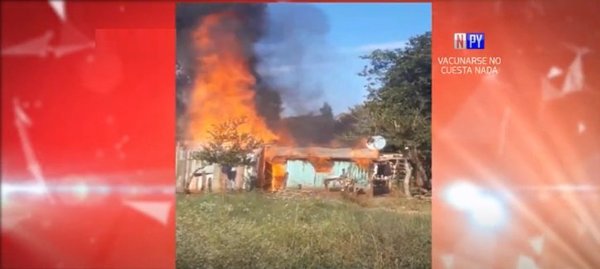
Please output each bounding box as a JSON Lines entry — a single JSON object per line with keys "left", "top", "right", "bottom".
{"left": 262, "top": 3, "right": 431, "bottom": 116}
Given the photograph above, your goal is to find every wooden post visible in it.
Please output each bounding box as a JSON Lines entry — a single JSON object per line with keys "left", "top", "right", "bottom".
{"left": 175, "top": 143, "right": 181, "bottom": 193}
{"left": 177, "top": 146, "right": 183, "bottom": 193}
{"left": 185, "top": 150, "right": 192, "bottom": 192}
{"left": 213, "top": 164, "right": 223, "bottom": 193}
{"left": 189, "top": 176, "right": 198, "bottom": 193}
{"left": 258, "top": 147, "right": 267, "bottom": 190}
{"left": 235, "top": 166, "right": 244, "bottom": 191}
{"left": 403, "top": 158, "right": 412, "bottom": 197}
{"left": 387, "top": 162, "right": 393, "bottom": 192}
{"left": 391, "top": 159, "right": 398, "bottom": 191}
{"left": 367, "top": 163, "right": 375, "bottom": 197}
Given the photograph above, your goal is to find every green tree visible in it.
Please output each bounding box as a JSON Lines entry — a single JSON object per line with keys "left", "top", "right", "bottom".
{"left": 352, "top": 31, "right": 431, "bottom": 191}
{"left": 335, "top": 105, "right": 374, "bottom": 144}
{"left": 193, "top": 117, "right": 263, "bottom": 166}
{"left": 189, "top": 117, "right": 263, "bottom": 193}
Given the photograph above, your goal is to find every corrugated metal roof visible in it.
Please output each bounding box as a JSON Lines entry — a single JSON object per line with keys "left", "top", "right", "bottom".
{"left": 264, "top": 146, "right": 379, "bottom": 160}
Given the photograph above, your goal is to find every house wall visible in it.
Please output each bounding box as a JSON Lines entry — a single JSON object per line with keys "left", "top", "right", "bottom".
{"left": 176, "top": 145, "right": 258, "bottom": 192}
{"left": 285, "top": 160, "right": 371, "bottom": 189}
{"left": 176, "top": 145, "right": 206, "bottom": 192}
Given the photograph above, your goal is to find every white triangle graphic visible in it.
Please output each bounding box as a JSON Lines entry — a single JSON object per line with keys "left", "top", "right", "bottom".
{"left": 54, "top": 23, "right": 95, "bottom": 58}
{"left": 541, "top": 77, "right": 562, "bottom": 101}
{"left": 49, "top": 0, "right": 67, "bottom": 22}
{"left": 14, "top": 99, "right": 32, "bottom": 126}
{"left": 13, "top": 99, "right": 54, "bottom": 203}
{"left": 54, "top": 43, "right": 95, "bottom": 58}
{"left": 546, "top": 66, "right": 562, "bottom": 79}
{"left": 125, "top": 200, "right": 172, "bottom": 225}
{"left": 516, "top": 255, "right": 538, "bottom": 269}
{"left": 529, "top": 236, "right": 544, "bottom": 255}
{"left": 561, "top": 46, "right": 590, "bottom": 95}
{"left": 441, "top": 254, "right": 454, "bottom": 269}
{"left": 2, "top": 31, "right": 53, "bottom": 57}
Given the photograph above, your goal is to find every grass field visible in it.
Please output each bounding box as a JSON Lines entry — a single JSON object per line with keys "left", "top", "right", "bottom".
{"left": 176, "top": 191, "right": 431, "bottom": 269}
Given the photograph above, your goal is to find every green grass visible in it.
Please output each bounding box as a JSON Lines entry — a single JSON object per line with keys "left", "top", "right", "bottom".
{"left": 176, "top": 192, "right": 431, "bottom": 269}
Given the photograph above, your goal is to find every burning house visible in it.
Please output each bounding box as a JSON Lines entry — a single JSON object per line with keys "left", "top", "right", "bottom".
{"left": 258, "top": 145, "right": 379, "bottom": 191}
{"left": 176, "top": 143, "right": 381, "bottom": 193}
{"left": 175, "top": 5, "right": 396, "bottom": 194}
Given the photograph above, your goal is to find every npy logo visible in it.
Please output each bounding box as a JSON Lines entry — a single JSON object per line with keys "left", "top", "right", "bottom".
{"left": 454, "top": 33, "right": 485, "bottom": 50}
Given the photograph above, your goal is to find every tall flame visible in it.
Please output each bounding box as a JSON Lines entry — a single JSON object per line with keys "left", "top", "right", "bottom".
{"left": 186, "top": 12, "right": 376, "bottom": 191}
{"left": 187, "top": 12, "right": 277, "bottom": 144}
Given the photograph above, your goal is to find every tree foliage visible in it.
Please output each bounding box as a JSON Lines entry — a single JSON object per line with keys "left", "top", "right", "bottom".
{"left": 359, "top": 31, "right": 431, "bottom": 152}
{"left": 338, "top": 31, "right": 431, "bottom": 185}
{"left": 335, "top": 105, "right": 374, "bottom": 144}
{"left": 192, "top": 117, "right": 263, "bottom": 166}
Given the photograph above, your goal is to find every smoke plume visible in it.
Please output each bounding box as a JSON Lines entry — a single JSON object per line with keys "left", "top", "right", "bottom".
{"left": 176, "top": 3, "right": 338, "bottom": 145}
{"left": 176, "top": 3, "right": 281, "bottom": 141}
{"left": 256, "top": 4, "right": 332, "bottom": 116}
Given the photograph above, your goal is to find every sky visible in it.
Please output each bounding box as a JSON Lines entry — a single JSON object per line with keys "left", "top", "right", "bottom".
{"left": 265, "top": 3, "right": 431, "bottom": 116}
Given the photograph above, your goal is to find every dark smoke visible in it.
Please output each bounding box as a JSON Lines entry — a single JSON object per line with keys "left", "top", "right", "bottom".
{"left": 176, "top": 3, "right": 339, "bottom": 146}
{"left": 176, "top": 3, "right": 266, "bottom": 74}
{"left": 176, "top": 3, "right": 282, "bottom": 141}
{"left": 256, "top": 4, "right": 331, "bottom": 116}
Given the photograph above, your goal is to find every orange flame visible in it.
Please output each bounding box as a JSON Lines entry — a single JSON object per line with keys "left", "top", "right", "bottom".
{"left": 271, "top": 161, "right": 287, "bottom": 191}
{"left": 187, "top": 12, "right": 278, "bottom": 144}
{"left": 307, "top": 157, "right": 334, "bottom": 173}
{"left": 353, "top": 158, "right": 372, "bottom": 171}
{"left": 185, "top": 12, "right": 377, "bottom": 192}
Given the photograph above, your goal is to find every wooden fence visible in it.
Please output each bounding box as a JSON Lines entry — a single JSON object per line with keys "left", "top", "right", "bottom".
{"left": 176, "top": 142, "right": 256, "bottom": 193}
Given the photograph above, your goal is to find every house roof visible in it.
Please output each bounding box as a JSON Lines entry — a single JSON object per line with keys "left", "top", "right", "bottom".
{"left": 264, "top": 146, "right": 379, "bottom": 160}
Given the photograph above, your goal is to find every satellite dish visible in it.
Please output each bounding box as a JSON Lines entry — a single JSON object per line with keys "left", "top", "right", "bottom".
{"left": 366, "top": 135, "right": 386, "bottom": 150}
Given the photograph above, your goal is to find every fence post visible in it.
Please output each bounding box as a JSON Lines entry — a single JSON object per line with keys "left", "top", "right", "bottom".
{"left": 235, "top": 166, "right": 244, "bottom": 191}
{"left": 213, "top": 164, "right": 223, "bottom": 193}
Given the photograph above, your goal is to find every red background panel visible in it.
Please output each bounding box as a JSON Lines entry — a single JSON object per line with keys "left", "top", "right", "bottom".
{"left": 3, "top": 1, "right": 600, "bottom": 269}
{"left": 432, "top": 0, "right": 600, "bottom": 268}
{"left": 2, "top": 2, "right": 175, "bottom": 268}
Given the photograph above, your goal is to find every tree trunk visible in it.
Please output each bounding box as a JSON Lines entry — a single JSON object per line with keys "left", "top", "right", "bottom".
{"left": 175, "top": 145, "right": 190, "bottom": 193}
{"left": 175, "top": 143, "right": 184, "bottom": 193}
{"left": 212, "top": 164, "right": 224, "bottom": 193}
{"left": 235, "top": 166, "right": 244, "bottom": 191}
{"left": 200, "top": 174, "right": 207, "bottom": 192}
{"left": 403, "top": 158, "right": 412, "bottom": 197}
{"left": 183, "top": 175, "right": 192, "bottom": 194}
{"left": 184, "top": 151, "right": 193, "bottom": 193}
{"left": 409, "top": 148, "right": 427, "bottom": 191}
